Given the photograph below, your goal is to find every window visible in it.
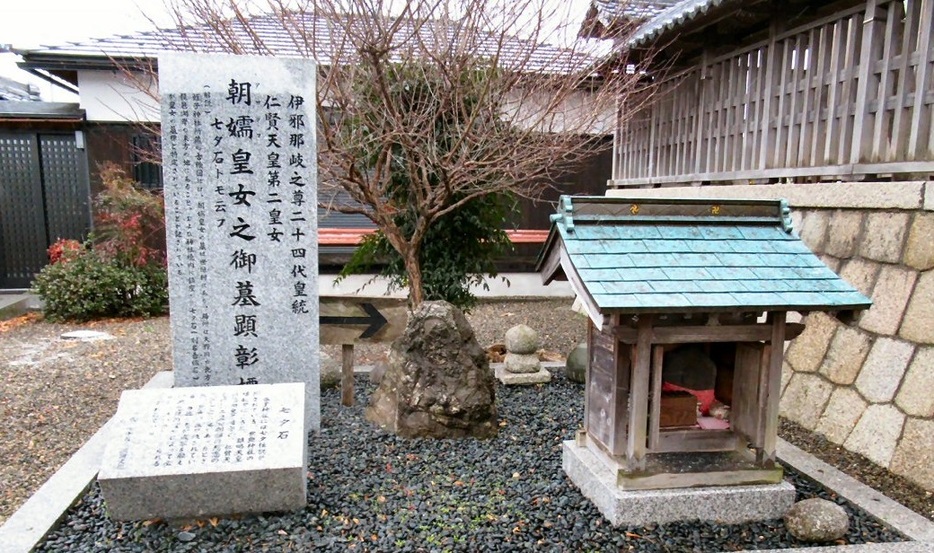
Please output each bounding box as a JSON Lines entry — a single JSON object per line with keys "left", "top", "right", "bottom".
{"left": 131, "top": 134, "right": 163, "bottom": 190}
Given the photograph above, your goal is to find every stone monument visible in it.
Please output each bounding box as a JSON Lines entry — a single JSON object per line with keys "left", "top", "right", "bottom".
{"left": 159, "top": 52, "right": 319, "bottom": 430}
{"left": 495, "top": 324, "right": 551, "bottom": 385}
{"left": 98, "top": 383, "right": 307, "bottom": 520}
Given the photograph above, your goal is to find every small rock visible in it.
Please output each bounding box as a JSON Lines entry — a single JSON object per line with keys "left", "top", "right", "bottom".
{"left": 60, "top": 330, "right": 113, "bottom": 341}
{"left": 504, "top": 325, "right": 539, "bottom": 355}
{"left": 505, "top": 352, "right": 540, "bottom": 374}
{"left": 177, "top": 531, "right": 196, "bottom": 542}
{"left": 784, "top": 498, "right": 849, "bottom": 542}
{"left": 319, "top": 351, "right": 341, "bottom": 390}
{"left": 565, "top": 342, "right": 587, "bottom": 384}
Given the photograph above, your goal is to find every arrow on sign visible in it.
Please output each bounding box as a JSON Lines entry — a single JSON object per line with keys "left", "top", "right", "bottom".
{"left": 319, "top": 302, "right": 388, "bottom": 339}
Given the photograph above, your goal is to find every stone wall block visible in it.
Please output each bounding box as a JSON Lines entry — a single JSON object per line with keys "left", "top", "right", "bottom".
{"left": 843, "top": 404, "right": 905, "bottom": 467}
{"left": 780, "top": 373, "right": 833, "bottom": 429}
{"left": 799, "top": 210, "right": 829, "bottom": 252}
{"left": 816, "top": 388, "right": 867, "bottom": 444}
{"left": 854, "top": 338, "right": 914, "bottom": 403}
{"left": 890, "top": 418, "right": 934, "bottom": 491}
{"left": 899, "top": 271, "right": 934, "bottom": 344}
{"left": 786, "top": 312, "right": 837, "bottom": 373}
{"left": 819, "top": 254, "right": 842, "bottom": 273}
{"left": 824, "top": 211, "right": 864, "bottom": 258}
{"left": 903, "top": 213, "right": 934, "bottom": 270}
{"left": 894, "top": 347, "right": 934, "bottom": 417}
{"left": 859, "top": 266, "right": 917, "bottom": 335}
{"left": 838, "top": 259, "right": 880, "bottom": 299}
{"left": 818, "top": 326, "right": 872, "bottom": 385}
{"left": 858, "top": 212, "right": 909, "bottom": 263}
{"left": 781, "top": 360, "right": 793, "bottom": 396}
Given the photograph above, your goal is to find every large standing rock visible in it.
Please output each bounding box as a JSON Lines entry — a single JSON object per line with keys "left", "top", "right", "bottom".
{"left": 365, "top": 301, "right": 497, "bottom": 439}
{"left": 784, "top": 498, "right": 849, "bottom": 542}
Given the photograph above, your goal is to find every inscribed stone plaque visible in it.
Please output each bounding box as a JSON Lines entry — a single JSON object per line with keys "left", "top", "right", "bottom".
{"left": 98, "top": 383, "right": 307, "bottom": 520}
{"left": 158, "top": 52, "right": 319, "bottom": 430}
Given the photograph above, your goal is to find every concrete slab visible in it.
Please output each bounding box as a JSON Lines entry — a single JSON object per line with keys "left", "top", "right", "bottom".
{"left": 0, "top": 294, "right": 32, "bottom": 320}
{"left": 562, "top": 440, "right": 796, "bottom": 526}
{"left": 494, "top": 365, "right": 552, "bottom": 385}
{"left": 98, "top": 383, "right": 307, "bottom": 520}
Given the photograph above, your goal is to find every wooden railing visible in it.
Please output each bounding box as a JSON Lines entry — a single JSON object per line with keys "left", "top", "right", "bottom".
{"left": 612, "top": 0, "right": 934, "bottom": 187}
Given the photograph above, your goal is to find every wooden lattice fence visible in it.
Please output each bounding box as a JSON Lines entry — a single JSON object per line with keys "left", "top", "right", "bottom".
{"left": 613, "top": 0, "right": 934, "bottom": 186}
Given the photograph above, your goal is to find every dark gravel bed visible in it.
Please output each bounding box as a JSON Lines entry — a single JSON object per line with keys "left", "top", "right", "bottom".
{"left": 38, "top": 376, "right": 906, "bottom": 552}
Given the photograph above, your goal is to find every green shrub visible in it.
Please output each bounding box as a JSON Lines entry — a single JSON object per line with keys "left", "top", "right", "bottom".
{"left": 32, "top": 164, "right": 168, "bottom": 322}
{"left": 32, "top": 248, "right": 168, "bottom": 322}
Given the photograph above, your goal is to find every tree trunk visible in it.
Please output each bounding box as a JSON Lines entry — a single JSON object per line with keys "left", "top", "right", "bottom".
{"left": 403, "top": 250, "right": 425, "bottom": 306}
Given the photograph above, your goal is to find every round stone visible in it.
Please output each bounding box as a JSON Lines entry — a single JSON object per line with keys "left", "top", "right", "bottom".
{"left": 565, "top": 342, "right": 587, "bottom": 384}
{"left": 784, "top": 498, "right": 849, "bottom": 543}
{"left": 504, "top": 325, "right": 540, "bottom": 354}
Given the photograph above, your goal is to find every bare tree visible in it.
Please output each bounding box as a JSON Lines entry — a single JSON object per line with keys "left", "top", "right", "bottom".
{"left": 156, "top": 0, "right": 652, "bottom": 305}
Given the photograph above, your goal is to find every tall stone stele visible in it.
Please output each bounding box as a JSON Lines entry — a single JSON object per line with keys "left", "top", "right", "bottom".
{"left": 366, "top": 301, "right": 497, "bottom": 438}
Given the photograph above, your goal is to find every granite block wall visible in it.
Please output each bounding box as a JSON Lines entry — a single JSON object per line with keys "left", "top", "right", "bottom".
{"left": 782, "top": 204, "right": 934, "bottom": 492}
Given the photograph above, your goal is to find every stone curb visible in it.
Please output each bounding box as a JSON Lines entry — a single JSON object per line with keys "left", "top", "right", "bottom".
{"left": 0, "top": 371, "right": 175, "bottom": 553}
{"left": 774, "top": 439, "right": 934, "bottom": 542}
{"left": 2, "top": 370, "right": 932, "bottom": 553}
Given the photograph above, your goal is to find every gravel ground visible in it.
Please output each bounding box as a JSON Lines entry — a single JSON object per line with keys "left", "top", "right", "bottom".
{"left": 1, "top": 298, "right": 931, "bottom": 543}
{"left": 36, "top": 376, "right": 907, "bottom": 552}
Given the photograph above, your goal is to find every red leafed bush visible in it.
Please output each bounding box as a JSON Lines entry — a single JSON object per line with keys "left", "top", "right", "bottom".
{"left": 47, "top": 239, "right": 83, "bottom": 264}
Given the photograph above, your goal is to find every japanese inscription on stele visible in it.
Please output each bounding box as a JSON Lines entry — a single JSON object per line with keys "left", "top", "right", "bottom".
{"left": 98, "top": 383, "right": 307, "bottom": 520}
{"left": 158, "top": 53, "right": 319, "bottom": 431}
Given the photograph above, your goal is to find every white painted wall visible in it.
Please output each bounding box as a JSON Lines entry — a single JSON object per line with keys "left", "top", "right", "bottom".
{"left": 78, "top": 69, "right": 160, "bottom": 123}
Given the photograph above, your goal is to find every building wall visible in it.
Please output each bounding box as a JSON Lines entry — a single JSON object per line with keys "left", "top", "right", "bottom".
{"left": 607, "top": 181, "right": 934, "bottom": 492}
{"left": 78, "top": 69, "right": 159, "bottom": 123}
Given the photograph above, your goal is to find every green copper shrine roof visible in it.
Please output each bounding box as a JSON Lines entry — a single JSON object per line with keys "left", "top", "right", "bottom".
{"left": 537, "top": 196, "right": 871, "bottom": 315}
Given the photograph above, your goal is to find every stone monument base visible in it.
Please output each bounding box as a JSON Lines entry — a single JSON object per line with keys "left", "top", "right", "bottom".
{"left": 494, "top": 365, "right": 551, "bottom": 385}
{"left": 99, "top": 383, "right": 307, "bottom": 521}
{"left": 562, "top": 440, "right": 795, "bottom": 526}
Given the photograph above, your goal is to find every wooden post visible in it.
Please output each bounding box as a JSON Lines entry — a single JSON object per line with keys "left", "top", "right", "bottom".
{"left": 850, "top": 0, "right": 883, "bottom": 164}
{"left": 648, "top": 345, "right": 664, "bottom": 451}
{"left": 341, "top": 343, "right": 354, "bottom": 407}
{"left": 626, "top": 316, "right": 653, "bottom": 470}
{"left": 759, "top": 312, "right": 787, "bottom": 463}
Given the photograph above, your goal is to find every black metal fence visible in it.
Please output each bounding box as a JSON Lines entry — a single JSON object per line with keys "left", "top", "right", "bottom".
{"left": 0, "top": 131, "right": 90, "bottom": 288}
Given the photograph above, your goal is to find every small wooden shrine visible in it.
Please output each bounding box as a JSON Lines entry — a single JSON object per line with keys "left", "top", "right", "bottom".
{"left": 538, "top": 197, "right": 871, "bottom": 491}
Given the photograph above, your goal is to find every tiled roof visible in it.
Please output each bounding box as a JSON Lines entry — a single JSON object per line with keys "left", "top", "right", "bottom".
{"left": 538, "top": 196, "right": 871, "bottom": 314}
{"left": 592, "top": 0, "right": 683, "bottom": 25}
{"left": 626, "top": 0, "right": 725, "bottom": 47}
{"left": 21, "top": 12, "right": 597, "bottom": 75}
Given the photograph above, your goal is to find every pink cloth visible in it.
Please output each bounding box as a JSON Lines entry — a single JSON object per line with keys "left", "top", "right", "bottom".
{"left": 697, "top": 416, "right": 731, "bottom": 430}
{"left": 662, "top": 381, "right": 716, "bottom": 415}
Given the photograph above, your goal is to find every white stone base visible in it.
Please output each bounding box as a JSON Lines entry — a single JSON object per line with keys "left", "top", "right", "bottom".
{"left": 494, "top": 365, "right": 551, "bottom": 385}
{"left": 562, "top": 440, "right": 795, "bottom": 526}
{"left": 99, "top": 383, "right": 307, "bottom": 520}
